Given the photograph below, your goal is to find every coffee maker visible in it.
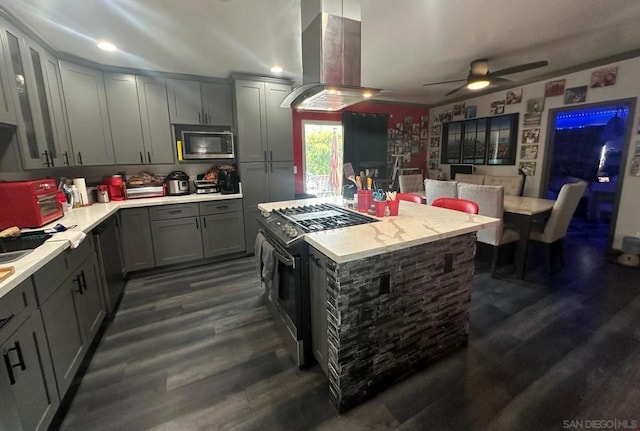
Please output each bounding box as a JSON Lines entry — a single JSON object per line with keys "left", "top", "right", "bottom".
{"left": 218, "top": 170, "right": 240, "bottom": 194}
{"left": 106, "top": 175, "right": 125, "bottom": 201}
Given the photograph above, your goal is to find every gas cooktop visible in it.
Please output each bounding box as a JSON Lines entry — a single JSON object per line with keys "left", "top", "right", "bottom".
{"left": 259, "top": 203, "right": 378, "bottom": 246}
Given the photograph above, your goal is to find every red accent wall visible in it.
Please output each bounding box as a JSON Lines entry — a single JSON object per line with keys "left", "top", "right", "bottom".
{"left": 292, "top": 101, "right": 429, "bottom": 193}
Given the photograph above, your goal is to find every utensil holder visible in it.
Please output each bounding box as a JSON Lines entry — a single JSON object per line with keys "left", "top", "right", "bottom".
{"left": 374, "top": 200, "right": 387, "bottom": 217}
{"left": 357, "top": 190, "right": 372, "bottom": 213}
{"left": 388, "top": 199, "right": 400, "bottom": 216}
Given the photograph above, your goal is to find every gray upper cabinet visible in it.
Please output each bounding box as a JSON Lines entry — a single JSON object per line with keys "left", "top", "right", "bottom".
{"left": 105, "top": 73, "right": 173, "bottom": 165}
{"left": 0, "top": 24, "right": 16, "bottom": 126}
{"left": 265, "top": 83, "right": 293, "bottom": 161}
{"left": 235, "top": 79, "right": 293, "bottom": 163}
{"left": 167, "top": 78, "right": 232, "bottom": 126}
{"left": 201, "top": 82, "right": 233, "bottom": 126}
{"left": 40, "top": 50, "right": 73, "bottom": 166}
{"left": 104, "top": 73, "right": 145, "bottom": 164}
{"left": 1, "top": 26, "right": 47, "bottom": 170}
{"left": 59, "top": 61, "right": 114, "bottom": 165}
{"left": 167, "top": 78, "right": 201, "bottom": 124}
{"left": 136, "top": 75, "right": 173, "bottom": 164}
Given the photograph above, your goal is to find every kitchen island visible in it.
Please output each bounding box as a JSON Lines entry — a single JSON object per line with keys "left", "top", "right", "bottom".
{"left": 257, "top": 198, "right": 500, "bottom": 412}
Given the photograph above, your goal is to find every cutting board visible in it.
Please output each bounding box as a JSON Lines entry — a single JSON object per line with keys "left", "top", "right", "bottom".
{"left": 0, "top": 266, "right": 15, "bottom": 283}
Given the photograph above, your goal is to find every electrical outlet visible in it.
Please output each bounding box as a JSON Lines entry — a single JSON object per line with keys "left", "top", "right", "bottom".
{"left": 293, "top": 165, "right": 298, "bottom": 174}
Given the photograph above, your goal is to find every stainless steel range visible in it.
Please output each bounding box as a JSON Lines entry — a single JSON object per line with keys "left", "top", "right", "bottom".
{"left": 257, "top": 203, "right": 378, "bottom": 367}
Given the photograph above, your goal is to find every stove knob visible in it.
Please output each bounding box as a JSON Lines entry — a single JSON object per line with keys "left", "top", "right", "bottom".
{"left": 261, "top": 210, "right": 271, "bottom": 218}
{"left": 287, "top": 226, "right": 298, "bottom": 238}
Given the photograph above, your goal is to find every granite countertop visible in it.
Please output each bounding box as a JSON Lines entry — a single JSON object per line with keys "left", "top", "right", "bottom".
{"left": 258, "top": 198, "right": 501, "bottom": 263}
{"left": 0, "top": 192, "right": 242, "bottom": 299}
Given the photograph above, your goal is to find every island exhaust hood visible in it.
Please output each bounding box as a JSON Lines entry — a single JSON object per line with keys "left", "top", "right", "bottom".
{"left": 280, "top": 1, "right": 381, "bottom": 111}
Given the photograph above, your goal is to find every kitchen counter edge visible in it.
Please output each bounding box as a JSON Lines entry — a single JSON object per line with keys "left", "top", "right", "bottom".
{"left": 0, "top": 193, "right": 243, "bottom": 298}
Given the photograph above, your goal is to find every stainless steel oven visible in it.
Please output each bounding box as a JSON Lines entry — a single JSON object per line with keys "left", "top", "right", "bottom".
{"left": 256, "top": 203, "right": 378, "bottom": 369}
{"left": 257, "top": 225, "right": 311, "bottom": 368}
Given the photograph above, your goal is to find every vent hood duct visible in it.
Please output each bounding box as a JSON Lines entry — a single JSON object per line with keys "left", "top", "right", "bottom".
{"left": 281, "top": 1, "right": 380, "bottom": 111}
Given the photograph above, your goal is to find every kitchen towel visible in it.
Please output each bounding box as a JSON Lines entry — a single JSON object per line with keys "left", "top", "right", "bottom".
{"left": 47, "top": 230, "right": 87, "bottom": 249}
{"left": 255, "top": 231, "right": 265, "bottom": 278}
{"left": 73, "top": 178, "right": 90, "bottom": 207}
{"left": 261, "top": 239, "right": 279, "bottom": 302}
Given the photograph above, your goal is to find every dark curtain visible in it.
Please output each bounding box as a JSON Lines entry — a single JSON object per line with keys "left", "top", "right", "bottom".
{"left": 342, "top": 112, "right": 389, "bottom": 179}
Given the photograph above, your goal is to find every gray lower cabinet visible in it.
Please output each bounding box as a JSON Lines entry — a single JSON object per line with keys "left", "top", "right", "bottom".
{"left": 151, "top": 217, "right": 204, "bottom": 266}
{"left": 1, "top": 278, "right": 58, "bottom": 431}
{"left": 199, "top": 199, "right": 245, "bottom": 258}
{"left": 59, "top": 61, "right": 114, "bottom": 165}
{"left": 39, "top": 252, "right": 105, "bottom": 398}
{"left": 309, "top": 247, "right": 328, "bottom": 376}
{"left": 119, "top": 208, "right": 155, "bottom": 273}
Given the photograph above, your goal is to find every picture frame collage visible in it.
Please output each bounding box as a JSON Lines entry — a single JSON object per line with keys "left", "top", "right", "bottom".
{"left": 388, "top": 115, "right": 429, "bottom": 168}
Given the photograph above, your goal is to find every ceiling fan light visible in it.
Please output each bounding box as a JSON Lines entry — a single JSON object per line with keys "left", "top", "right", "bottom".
{"left": 467, "top": 80, "right": 490, "bottom": 90}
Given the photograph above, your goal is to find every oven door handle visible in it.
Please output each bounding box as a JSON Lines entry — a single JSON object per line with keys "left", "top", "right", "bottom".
{"left": 273, "top": 249, "right": 295, "bottom": 269}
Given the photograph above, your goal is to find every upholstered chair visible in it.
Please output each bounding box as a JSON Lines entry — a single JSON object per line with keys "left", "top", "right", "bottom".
{"left": 432, "top": 197, "right": 479, "bottom": 214}
{"left": 529, "top": 181, "right": 588, "bottom": 271}
{"left": 396, "top": 193, "right": 424, "bottom": 204}
{"left": 457, "top": 183, "right": 519, "bottom": 273}
{"left": 484, "top": 175, "right": 525, "bottom": 196}
{"left": 455, "top": 173, "right": 485, "bottom": 185}
{"left": 424, "top": 179, "right": 457, "bottom": 205}
{"left": 398, "top": 174, "right": 424, "bottom": 193}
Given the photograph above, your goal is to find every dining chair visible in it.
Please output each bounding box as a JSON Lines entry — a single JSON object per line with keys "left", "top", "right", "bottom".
{"left": 457, "top": 183, "right": 519, "bottom": 274}
{"left": 432, "top": 197, "right": 479, "bottom": 214}
{"left": 455, "top": 173, "right": 485, "bottom": 185}
{"left": 424, "top": 179, "right": 457, "bottom": 205}
{"left": 398, "top": 174, "right": 424, "bottom": 193}
{"left": 396, "top": 193, "right": 424, "bottom": 204}
{"left": 529, "top": 181, "right": 588, "bottom": 271}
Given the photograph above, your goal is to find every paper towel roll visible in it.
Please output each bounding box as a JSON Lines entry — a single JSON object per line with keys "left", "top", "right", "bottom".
{"left": 73, "top": 177, "right": 89, "bottom": 207}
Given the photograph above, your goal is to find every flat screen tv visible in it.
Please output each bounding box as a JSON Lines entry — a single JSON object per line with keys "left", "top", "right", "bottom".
{"left": 450, "top": 164, "right": 474, "bottom": 180}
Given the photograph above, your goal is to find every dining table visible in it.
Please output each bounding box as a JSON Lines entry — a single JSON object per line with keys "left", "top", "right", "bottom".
{"left": 414, "top": 191, "right": 556, "bottom": 279}
{"left": 503, "top": 195, "right": 556, "bottom": 279}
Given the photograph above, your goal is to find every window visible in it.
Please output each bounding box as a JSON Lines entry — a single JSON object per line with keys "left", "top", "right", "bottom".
{"left": 441, "top": 113, "right": 519, "bottom": 165}
{"left": 302, "top": 121, "right": 343, "bottom": 196}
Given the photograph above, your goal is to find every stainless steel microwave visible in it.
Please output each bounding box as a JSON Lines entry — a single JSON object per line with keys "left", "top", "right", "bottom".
{"left": 181, "top": 130, "right": 234, "bottom": 159}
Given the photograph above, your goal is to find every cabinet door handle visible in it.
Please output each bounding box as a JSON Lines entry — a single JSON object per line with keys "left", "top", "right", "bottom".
{"left": 195, "top": 218, "right": 199, "bottom": 230}
{"left": 63, "top": 151, "right": 70, "bottom": 166}
{"left": 4, "top": 341, "right": 26, "bottom": 385}
{"left": 41, "top": 151, "right": 50, "bottom": 167}
{"left": 264, "top": 151, "right": 268, "bottom": 173}
{"left": 139, "top": 152, "right": 144, "bottom": 164}
{"left": 0, "top": 313, "right": 15, "bottom": 330}
{"left": 80, "top": 270, "right": 88, "bottom": 292}
{"left": 198, "top": 112, "right": 202, "bottom": 124}
{"left": 147, "top": 152, "right": 151, "bottom": 164}
{"left": 74, "top": 275, "right": 83, "bottom": 295}
{"left": 270, "top": 150, "right": 273, "bottom": 162}
{"left": 168, "top": 209, "right": 183, "bottom": 214}
{"left": 203, "top": 217, "right": 207, "bottom": 229}
{"left": 216, "top": 205, "right": 228, "bottom": 209}
{"left": 77, "top": 152, "right": 83, "bottom": 165}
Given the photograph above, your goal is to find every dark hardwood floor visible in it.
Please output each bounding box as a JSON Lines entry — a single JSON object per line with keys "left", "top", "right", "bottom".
{"left": 56, "top": 222, "right": 640, "bottom": 430}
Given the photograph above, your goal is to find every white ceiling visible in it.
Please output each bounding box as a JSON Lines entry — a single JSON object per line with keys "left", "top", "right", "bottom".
{"left": 2, "top": 0, "right": 640, "bottom": 107}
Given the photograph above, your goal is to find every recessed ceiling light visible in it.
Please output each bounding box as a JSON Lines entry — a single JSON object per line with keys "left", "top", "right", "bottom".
{"left": 270, "top": 65, "right": 283, "bottom": 74}
{"left": 97, "top": 40, "right": 117, "bottom": 52}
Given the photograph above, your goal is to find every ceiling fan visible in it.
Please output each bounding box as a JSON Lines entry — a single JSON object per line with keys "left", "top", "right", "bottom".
{"left": 422, "top": 59, "right": 549, "bottom": 96}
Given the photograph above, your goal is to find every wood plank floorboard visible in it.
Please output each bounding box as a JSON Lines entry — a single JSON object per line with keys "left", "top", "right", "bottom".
{"left": 55, "top": 226, "right": 640, "bottom": 430}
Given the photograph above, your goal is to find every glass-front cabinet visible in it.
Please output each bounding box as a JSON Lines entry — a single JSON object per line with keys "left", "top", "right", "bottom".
{"left": 0, "top": 22, "right": 72, "bottom": 169}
